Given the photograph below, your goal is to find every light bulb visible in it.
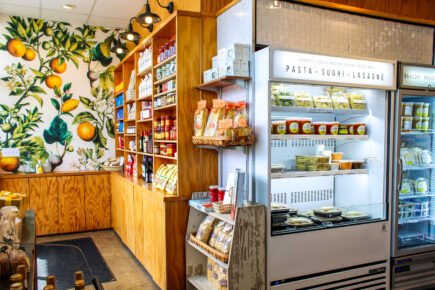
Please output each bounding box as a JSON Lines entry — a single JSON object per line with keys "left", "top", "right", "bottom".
{"left": 117, "top": 48, "right": 123, "bottom": 54}
{"left": 127, "top": 34, "right": 134, "bottom": 41}
{"left": 145, "top": 16, "right": 152, "bottom": 24}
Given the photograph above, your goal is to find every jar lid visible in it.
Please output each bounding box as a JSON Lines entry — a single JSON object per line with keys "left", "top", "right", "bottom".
{"left": 218, "top": 187, "right": 226, "bottom": 191}
{"left": 209, "top": 185, "right": 219, "bottom": 189}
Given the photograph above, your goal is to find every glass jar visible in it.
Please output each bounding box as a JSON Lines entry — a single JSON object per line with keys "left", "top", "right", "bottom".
{"left": 353, "top": 123, "right": 366, "bottom": 135}
{"left": 272, "top": 120, "right": 286, "bottom": 134}
{"left": 402, "top": 102, "right": 413, "bottom": 117}
{"left": 209, "top": 185, "right": 219, "bottom": 202}
{"left": 413, "top": 102, "right": 424, "bottom": 117}
{"left": 401, "top": 117, "right": 413, "bottom": 133}
{"left": 423, "top": 103, "right": 430, "bottom": 117}
{"left": 167, "top": 143, "right": 176, "bottom": 157}
{"left": 154, "top": 144, "right": 160, "bottom": 155}
{"left": 327, "top": 122, "right": 339, "bottom": 135}
{"left": 298, "top": 118, "right": 312, "bottom": 135}
{"left": 286, "top": 118, "right": 299, "bottom": 134}
{"left": 312, "top": 122, "right": 327, "bottom": 135}
{"left": 421, "top": 117, "right": 430, "bottom": 132}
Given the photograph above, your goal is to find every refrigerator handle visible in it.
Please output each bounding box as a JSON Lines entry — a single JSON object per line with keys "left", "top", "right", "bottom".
{"left": 398, "top": 158, "right": 403, "bottom": 191}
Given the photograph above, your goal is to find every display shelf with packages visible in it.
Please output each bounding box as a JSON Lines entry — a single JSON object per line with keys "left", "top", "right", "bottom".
{"left": 197, "top": 76, "right": 250, "bottom": 96}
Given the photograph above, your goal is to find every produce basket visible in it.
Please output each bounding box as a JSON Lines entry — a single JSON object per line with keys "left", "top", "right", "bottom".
{"left": 212, "top": 201, "right": 231, "bottom": 214}
{"left": 192, "top": 134, "right": 253, "bottom": 146}
{"left": 101, "top": 165, "right": 123, "bottom": 172}
{"left": 190, "top": 233, "right": 229, "bottom": 263}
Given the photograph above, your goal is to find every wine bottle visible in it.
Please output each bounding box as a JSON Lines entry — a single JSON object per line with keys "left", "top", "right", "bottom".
{"left": 146, "top": 157, "right": 153, "bottom": 183}
{"left": 142, "top": 157, "right": 146, "bottom": 181}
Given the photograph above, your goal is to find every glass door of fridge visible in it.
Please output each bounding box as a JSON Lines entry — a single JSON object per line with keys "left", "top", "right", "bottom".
{"left": 395, "top": 91, "right": 435, "bottom": 254}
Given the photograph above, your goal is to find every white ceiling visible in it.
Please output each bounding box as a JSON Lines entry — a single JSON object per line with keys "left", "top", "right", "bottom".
{"left": 0, "top": 0, "right": 146, "bottom": 29}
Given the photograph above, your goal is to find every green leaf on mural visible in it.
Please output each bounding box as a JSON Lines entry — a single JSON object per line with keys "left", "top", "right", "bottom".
{"left": 79, "top": 96, "right": 93, "bottom": 109}
{"left": 61, "top": 112, "right": 73, "bottom": 118}
{"left": 29, "top": 94, "right": 43, "bottom": 106}
{"left": 62, "top": 93, "right": 72, "bottom": 102}
{"left": 54, "top": 85, "right": 61, "bottom": 98}
{"left": 105, "top": 118, "right": 114, "bottom": 138}
{"left": 29, "top": 85, "right": 46, "bottom": 94}
{"left": 53, "top": 36, "right": 60, "bottom": 47}
{"left": 69, "top": 55, "right": 79, "bottom": 68}
{"left": 72, "top": 112, "right": 96, "bottom": 125}
{"left": 30, "top": 68, "right": 45, "bottom": 78}
{"left": 63, "top": 82, "right": 71, "bottom": 92}
{"left": 43, "top": 116, "right": 71, "bottom": 145}
{"left": 31, "top": 19, "right": 39, "bottom": 33}
{"left": 46, "top": 49, "right": 56, "bottom": 58}
{"left": 9, "top": 89, "right": 24, "bottom": 96}
{"left": 50, "top": 98, "right": 60, "bottom": 111}
{"left": 99, "top": 66, "right": 114, "bottom": 90}
{"left": 0, "top": 43, "right": 6, "bottom": 50}
{"left": 93, "top": 127, "right": 107, "bottom": 149}
{"left": 70, "top": 42, "right": 78, "bottom": 51}
{"left": 16, "top": 22, "right": 27, "bottom": 39}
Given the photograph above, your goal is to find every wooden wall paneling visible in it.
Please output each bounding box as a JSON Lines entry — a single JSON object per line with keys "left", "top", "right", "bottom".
{"left": 118, "top": 177, "right": 128, "bottom": 243}
{"left": 29, "top": 177, "right": 59, "bottom": 236}
{"left": 165, "top": 200, "right": 189, "bottom": 289}
{"left": 110, "top": 173, "right": 121, "bottom": 235}
{"left": 124, "top": 178, "right": 136, "bottom": 253}
{"left": 58, "top": 176, "right": 85, "bottom": 233}
{"left": 0, "top": 178, "right": 30, "bottom": 210}
{"left": 153, "top": 197, "right": 167, "bottom": 288}
{"left": 84, "top": 174, "right": 111, "bottom": 231}
{"left": 142, "top": 188, "right": 155, "bottom": 274}
{"left": 133, "top": 184, "right": 144, "bottom": 263}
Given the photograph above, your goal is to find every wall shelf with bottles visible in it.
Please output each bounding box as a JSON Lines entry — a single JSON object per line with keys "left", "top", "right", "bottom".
{"left": 154, "top": 88, "right": 176, "bottom": 98}
{"left": 197, "top": 76, "right": 250, "bottom": 94}
{"left": 154, "top": 53, "right": 176, "bottom": 69}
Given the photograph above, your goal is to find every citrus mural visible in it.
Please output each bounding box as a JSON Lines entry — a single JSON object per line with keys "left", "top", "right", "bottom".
{"left": 0, "top": 15, "right": 120, "bottom": 172}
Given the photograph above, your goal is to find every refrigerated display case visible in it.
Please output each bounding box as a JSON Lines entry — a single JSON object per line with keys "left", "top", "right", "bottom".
{"left": 254, "top": 47, "right": 396, "bottom": 288}
{"left": 391, "top": 63, "right": 435, "bottom": 289}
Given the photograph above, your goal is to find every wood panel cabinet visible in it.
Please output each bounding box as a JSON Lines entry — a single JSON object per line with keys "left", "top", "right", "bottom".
{"left": 29, "top": 177, "right": 59, "bottom": 236}
{"left": 133, "top": 186, "right": 144, "bottom": 265}
{"left": 85, "top": 174, "right": 111, "bottom": 230}
{"left": 0, "top": 178, "right": 29, "bottom": 194}
{"left": 58, "top": 176, "right": 85, "bottom": 233}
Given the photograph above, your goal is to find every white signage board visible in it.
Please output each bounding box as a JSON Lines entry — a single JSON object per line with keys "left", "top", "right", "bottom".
{"left": 1, "top": 148, "right": 19, "bottom": 157}
{"left": 272, "top": 50, "right": 395, "bottom": 89}
{"left": 401, "top": 65, "right": 435, "bottom": 89}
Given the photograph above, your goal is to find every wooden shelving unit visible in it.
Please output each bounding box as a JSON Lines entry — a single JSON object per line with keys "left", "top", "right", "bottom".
{"left": 112, "top": 11, "right": 218, "bottom": 290}
{"left": 185, "top": 195, "right": 266, "bottom": 289}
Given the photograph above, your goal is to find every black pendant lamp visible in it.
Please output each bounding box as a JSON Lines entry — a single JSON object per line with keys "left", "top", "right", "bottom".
{"left": 111, "top": 37, "right": 128, "bottom": 55}
{"left": 137, "top": 0, "right": 161, "bottom": 26}
{"left": 120, "top": 18, "right": 142, "bottom": 42}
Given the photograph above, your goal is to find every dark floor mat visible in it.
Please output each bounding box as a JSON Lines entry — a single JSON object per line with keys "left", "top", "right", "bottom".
{"left": 36, "top": 237, "right": 115, "bottom": 290}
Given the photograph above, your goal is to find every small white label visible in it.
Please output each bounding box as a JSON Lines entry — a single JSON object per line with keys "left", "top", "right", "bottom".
{"left": 1, "top": 148, "right": 19, "bottom": 157}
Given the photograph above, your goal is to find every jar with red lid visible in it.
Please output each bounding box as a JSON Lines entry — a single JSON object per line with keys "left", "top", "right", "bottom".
{"left": 218, "top": 187, "right": 226, "bottom": 201}
{"left": 165, "top": 126, "right": 171, "bottom": 140}
{"left": 165, "top": 116, "right": 173, "bottom": 126}
{"left": 298, "top": 118, "right": 312, "bottom": 134}
{"left": 327, "top": 122, "right": 339, "bottom": 135}
{"left": 154, "top": 144, "right": 160, "bottom": 155}
{"left": 313, "top": 122, "right": 327, "bottom": 135}
{"left": 347, "top": 124, "right": 354, "bottom": 134}
{"left": 209, "top": 185, "right": 219, "bottom": 202}
{"left": 160, "top": 143, "right": 167, "bottom": 155}
{"left": 353, "top": 123, "right": 366, "bottom": 135}
{"left": 167, "top": 144, "right": 176, "bottom": 157}
{"left": 154, "top": 117, "right": 161, "bottom": 128}
{"left": 286, "top": 118, "right": 299, "bottom": 134}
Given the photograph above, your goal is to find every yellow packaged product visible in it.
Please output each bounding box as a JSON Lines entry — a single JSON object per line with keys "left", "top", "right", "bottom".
{"left": 331, "top": 92, "right": 350, "bottom": 109}
{"left": 216, "top": 119, "right": 234, "bottom": 137}
{"left": 348, "top": 93, "right": 367, "bottom": 110}
{"left": 326, "top": 87, "right": 346, "bottom": 97}
{"left": 295, "top": 92, "right": 313, "bottom": 108}
{"left": 165, "top": 167, "right": 178, "bottom": 194}
{"left": 207, "top": 258, "right": 215, "bottom": 283}
{"left": 161, "top": 165, "right": 176, "bottom": 190}
{"left": 235, "top": 126, "right": 251, "bottom": 137}
{"left": 233, "top": 101, "right": 247, "bottom": 128}
{"left": 217, "top": 266, "right": 228, "bottom": 290}
{"left": 153, "top": 165, "right": 167, "bottom": 188}
{"left": 313, "top": 95, "right": 332, "bottom": 109}
{"left": 209, "top": 221, "right": 225, "bottom": 248}
{"left": 214, "top": 223, "right": 233, "bottom": 252}
{"left": 196, "top": 216, "right": 217, "bottom": 242}
{"left": 193, "top": 100, "right": 209, "bottom": 136}
{"left": 212, "top": 263, "right": 220, "bottom": 288}
{"left": 224, "top": 102, "right": 236, "bottom": 121}
{"left": 204, "top": 99, "right": 226, "bottom": 136}
{"left": 221, "top": 229, "right": 233, "bottom": 254}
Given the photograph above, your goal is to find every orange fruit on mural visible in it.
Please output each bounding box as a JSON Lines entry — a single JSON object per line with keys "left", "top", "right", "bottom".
{"left": 50, "top": 58, "right": 67, "bottom": 74}
{"left": 61, "top": 99, "right": 79, "bottom": 112}
{"left": 0, "top": 157, "right": 20, "bottom": 172}
{"left": 7, "top": 39, "right": 26, "bottom": 57}
{"left": 22, "top": 48, "right": 36, "bottom": 61}
{"left": 77, "top": 122, "right": 97, "bottom": 141}
{"left": 45, "top": 74, "right": 62, "bottom": 89}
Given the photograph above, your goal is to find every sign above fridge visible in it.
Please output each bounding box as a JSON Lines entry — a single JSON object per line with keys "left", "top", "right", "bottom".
{"left": 271, "top": 49, "right": 396, "bottom": 89}
{"left": 399, "top": 63, "right": 435, "bottom": 90}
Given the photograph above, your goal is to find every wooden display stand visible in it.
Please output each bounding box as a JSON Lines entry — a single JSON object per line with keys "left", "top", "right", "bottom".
{"left": 185, "top": 197, "right": 266, "bottom": 289}
{"left": 112, "top": 11, "right": 218, "bottom": 289}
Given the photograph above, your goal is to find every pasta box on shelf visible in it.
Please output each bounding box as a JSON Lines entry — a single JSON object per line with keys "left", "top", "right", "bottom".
{"left": 0, "top": 191, "right": 29, "bottom": 218}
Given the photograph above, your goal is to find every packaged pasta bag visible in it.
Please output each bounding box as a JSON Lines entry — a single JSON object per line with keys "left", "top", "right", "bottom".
{"left": 217, "top": 266, "right": 228, "bottom": 290}
{"left": 224, "top": 102, "right": 236, "bottom": 121}
{"left": 212, "top": 263, "right": 220, "bottom": 288}
{"left": 204, "top": 99, "right": 226, "bottom": 136}
{"left": 221, "top": 228, "right": 234, "bottom": 254}
{"left": 208, "top": 221, "right": 225, "bottom": 248}
{"left": 161, "top": 165, "right": 176, "bottom": 191}
{"left": 313, "top": 95, "right": 332, "bottom": 109}
{"left": 295, "top": 91, "right": 313, "bottom": 108}
{"left": 216, "top": 119, "right": 234, "bottom": 137}
{"left": 234, "top": 101, "right": 247, "bottom": 128}
{"left": 348, "top": 93, "right": 367, "bottom": 110}
{"left": 207, "top": 258, "right": 215, "bottom": 283}
{"left": 331, "top": 92, "right": 350, "bottom": 109}
{"left": 214, "top": 223, "right": 233, "bottom": 252}
{"left": 165, "top": 167, "right": 178, "bottom": 194}
{"left": 193, "top": 100, "right": 208, "bottom": 136}
{"left": 196, "top": 216, "right": 217, "bottom": 242}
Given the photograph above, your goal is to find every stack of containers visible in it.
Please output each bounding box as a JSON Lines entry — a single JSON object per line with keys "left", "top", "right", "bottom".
{"left": 139, "top": 73, "right": 152, "bottom": 98}
{"left": 204, "top": 43, "right": 250, "bottom": 83}
{"left": 402, "top": 101, "right": 430, "bottom": 132}
{"left": 138, "top": 47, "right": 152, "bottom": 74}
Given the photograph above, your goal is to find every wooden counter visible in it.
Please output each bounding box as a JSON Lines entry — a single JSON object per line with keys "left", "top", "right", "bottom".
{"left": 110, "top": 172, "right": 189, "bottom": 289}
{"left": 0, "top": 171, "right": 111, "bottom": 235}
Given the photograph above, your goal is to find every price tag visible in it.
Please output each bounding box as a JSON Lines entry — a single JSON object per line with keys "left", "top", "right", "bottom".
{"left": 1, "top": 148, "right": 19, "bottom": 157}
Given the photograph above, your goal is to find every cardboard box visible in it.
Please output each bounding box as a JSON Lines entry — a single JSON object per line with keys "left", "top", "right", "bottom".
{"left": 212, "top": 55, "right": 218, "bottom": 68}
{"left": 226, "top": 43, "right": 250, "bottom": 61}
{"left": 204, "top": 68, "right": 219, "bottom": 83}
{"left": 223, "top": 60, "right": 250, "bottom": 77}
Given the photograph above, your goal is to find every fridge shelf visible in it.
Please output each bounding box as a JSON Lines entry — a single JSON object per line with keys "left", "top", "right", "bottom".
{"left": 271, "top": 169, "right": 368, "bottom": 179}
{"left": 271, "top": 106, "right": 369, "bottom": 116}
{"left": 271, "top": 134, "right": 368, "bottom": 141}
{"left": 398, "top": 216, "right": 434, "bottom": 225}
{"left": 403, "top": 164, "right": 435, "bottom": 171}
{"left": 401, "top": 130, "right": 435, "bottom": 136}
{"left": 399, "top": 193, "right": 435, "bottom": 199}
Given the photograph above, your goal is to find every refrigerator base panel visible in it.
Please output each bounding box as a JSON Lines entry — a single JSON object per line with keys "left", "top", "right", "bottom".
{"left": 392, "top": 251, "right": 435, "bottom": 290}
{"left": 271, "top": 260, "right": 388, "bottom": 289}
{"left": 268, "top": 221, "right": 390, "bottom": 281}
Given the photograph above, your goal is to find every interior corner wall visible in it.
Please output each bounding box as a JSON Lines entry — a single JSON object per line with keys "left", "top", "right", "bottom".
{"left": 256, "top": 0, "right": 434, "bottom": 64}
{"left": 0, "top": 14, "right": 119, "bottom": 173}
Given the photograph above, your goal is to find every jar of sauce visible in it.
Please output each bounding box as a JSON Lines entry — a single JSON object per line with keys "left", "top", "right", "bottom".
{"left": 402, "top": 102, "right": 413, "bottom": 117}
{"left": 422, "top": 117, "right": 430, "bottom": 132}
{"left": 218, "top": 187, "right": 226, "bottom": 201}
{"left": 423, "top": 103, "right": 430, "bottom": 117}
{"left": 299, "top": 118, "right": 312, "bottom": 134}
{"left": 327, "top": 122, "right": 339, "bottom": 135}
{"left": 154, "top": 144, "right": 160, "bottom": 155}
{"left": 209, "top": 185, "right": 219, "bottom": 202}
{"left": 338, "top": 124, "right": 348, "bottom": 135}
{"left": 160, "top": 143, "right": 167, "bottom": 155}
{"left": 286, "top": 118, "right": 299, "bottom": 134}
{"left": 353, "top": 123, "right": 366, "bottom": 135}
{"left": 413, "top": 117, "right": 422, "bottom": 131}
{"left": 413, "top": 102, "right": 424, "bottom": 117}
{"left": 272, "top": 120, "right": 286, "bottom": 134}
{"left": 347, "top": 124, "right": 354, "bottom": 134}
{"left": 167, "top": 144, "right": 176, "bottom": 157}
{"left": 312, "top": 122, "right": 327, "bottom": 135}
{"left": 401, "top": 117, "right": 413, "bottom": 133}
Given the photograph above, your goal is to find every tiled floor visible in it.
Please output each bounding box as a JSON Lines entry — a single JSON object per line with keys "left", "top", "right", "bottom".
{"left": 37, "top": 230, "right": 160, "bottom": 290}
